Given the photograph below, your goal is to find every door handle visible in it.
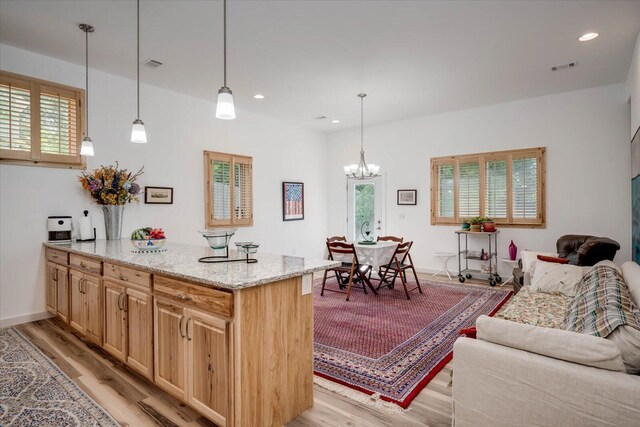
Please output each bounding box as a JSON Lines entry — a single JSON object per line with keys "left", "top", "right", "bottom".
{"left": 81, "top": 279, "right": 87, "bottom": 294}
{"left": 178, "top": 315, "right": 186, "bottom": 338}
{"left": 53, "top": 269, "right": 58, "bottom": 282}
{"left": 186, "top": 317, "right": 193, "bottom": 341}
{"left": 123, "top": 295, "right": 128, "bottom": 312}
{"left": 117, "top": 293, "right": 124, "bottom": 310}
{"left": 78, "top": 279, "right": 82, "bottom": 294}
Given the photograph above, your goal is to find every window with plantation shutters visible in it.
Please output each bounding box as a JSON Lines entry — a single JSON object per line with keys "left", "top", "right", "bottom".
{"left": 458, "top": 160, "right": 480, "bottom": 218}
{"left": 204, "top": 151, "right": 253, "bottom": 227}
{"left": 430, "top": 147, "right": 545, "bottom": 227}
{"left": 0, "top": 70, "right": 84, "bottom": 168}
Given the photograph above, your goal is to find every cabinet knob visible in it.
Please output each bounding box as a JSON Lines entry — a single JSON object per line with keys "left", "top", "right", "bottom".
{"left": 119, "top": 275, "right": 129, "bottom": 282}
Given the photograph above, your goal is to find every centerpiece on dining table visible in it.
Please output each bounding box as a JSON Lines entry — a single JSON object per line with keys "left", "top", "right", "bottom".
{"left": 358, "top": 221, "right": 376, "bottom": 245}
{"left": 78, "top": 162, "right": 144, "bottom": 240}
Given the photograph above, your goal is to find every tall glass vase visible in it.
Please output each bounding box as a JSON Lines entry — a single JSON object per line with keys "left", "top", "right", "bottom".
{"left": 102, "top": 205, "right": 124, "bottom": 240}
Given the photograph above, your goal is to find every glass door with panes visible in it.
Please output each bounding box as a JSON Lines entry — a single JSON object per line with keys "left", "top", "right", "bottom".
{"left": 347, "top": 176, "right": 385, "bottom": 241}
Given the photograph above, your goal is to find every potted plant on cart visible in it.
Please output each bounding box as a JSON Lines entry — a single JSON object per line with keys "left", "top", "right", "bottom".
{"left": 461, "top": 218, "right": 471, "bottom": 231}
{"left": 481, "top": 217, "right": 496, "bottom": 232}
{"left": 469, "top": 217, "right": 482, "bottom": 232}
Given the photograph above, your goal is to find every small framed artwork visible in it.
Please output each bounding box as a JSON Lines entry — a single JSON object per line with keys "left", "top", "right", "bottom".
{"left": 397, "top": 189, "right": 417, "bottom": 205}
{"left": 283, "top": 182, "right": 304, "bottom": 221}
{"left": 145, "top": 186, "right": 174, "bottom": 204}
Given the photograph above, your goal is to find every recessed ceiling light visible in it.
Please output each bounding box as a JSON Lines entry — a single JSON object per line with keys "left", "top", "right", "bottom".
{"left": 331, "top": 119, "right": 340, "bottom": 124}
{"left": 578, "top": 32, "right": 599, "bottom": 42}
{"left": 253, "top": 94, "right": 264, "bottom": 99}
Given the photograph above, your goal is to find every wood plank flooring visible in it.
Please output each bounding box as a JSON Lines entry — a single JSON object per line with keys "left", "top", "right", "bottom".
{"left": 14, "top": 274, "right": 513, "bottom": 427}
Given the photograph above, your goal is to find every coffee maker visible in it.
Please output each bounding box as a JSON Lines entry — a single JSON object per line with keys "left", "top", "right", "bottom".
{"left": 47, "top": 216, "right": 72, "bottom": 244}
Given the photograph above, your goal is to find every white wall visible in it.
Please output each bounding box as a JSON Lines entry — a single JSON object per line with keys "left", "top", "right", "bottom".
{"left": 0, "top": 44, "right": 329, "bottom": 324}
{"left": 327, "top": 84, "right": 631, "bottom": 277}
{"left": 626, "top": 31, "right": 640, "bottom": 137}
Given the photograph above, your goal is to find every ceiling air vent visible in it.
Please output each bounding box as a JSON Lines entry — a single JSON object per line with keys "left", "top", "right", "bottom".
{"left": 551, "top": 61, "right": 578, "bottom": 71}
{"left": 143, "top": 59, "right": 163, "bottom": 69}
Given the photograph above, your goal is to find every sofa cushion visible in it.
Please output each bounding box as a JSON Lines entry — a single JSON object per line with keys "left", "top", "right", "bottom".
{"left": 521, "top": 250, "right": 557, "bottom": 276}
{"left": 495, "top": 287, "right": 572, "bottom": 329}
{"left": 607, "top": 325, "right": 640, "bottom": 374}
{"left": 621, "top": 261, "right": 640, "bottom": 309}
{"left": 530, "top": 261, "right": 587, "bottom": 297}
{"left": 476, "top": 315, "right": 625, "bottom": 372}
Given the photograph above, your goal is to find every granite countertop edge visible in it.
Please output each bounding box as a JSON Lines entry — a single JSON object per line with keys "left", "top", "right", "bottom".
{"left": 43, "top": 242, "right": 340, "bottom": 291}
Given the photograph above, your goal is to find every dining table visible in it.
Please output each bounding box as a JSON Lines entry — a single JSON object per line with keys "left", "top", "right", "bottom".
{"left": 331, "top": 240, "right": 399, "bottom": 272}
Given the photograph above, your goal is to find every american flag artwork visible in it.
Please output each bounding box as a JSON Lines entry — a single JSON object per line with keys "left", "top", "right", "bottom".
{"left": 283, "top": 182, "right": 304, "bottom": 221}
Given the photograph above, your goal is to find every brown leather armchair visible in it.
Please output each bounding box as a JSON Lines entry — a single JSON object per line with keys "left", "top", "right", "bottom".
{"left": 556, "top": 235, "right": 620, "bottom": 266}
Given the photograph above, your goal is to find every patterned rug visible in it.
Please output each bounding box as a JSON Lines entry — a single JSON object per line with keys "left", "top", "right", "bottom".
{"left": 0, "top": 327, "right": 119, "bottom": 426}
{"left": 314, "top": 278, "right": 511, "bottom": 408}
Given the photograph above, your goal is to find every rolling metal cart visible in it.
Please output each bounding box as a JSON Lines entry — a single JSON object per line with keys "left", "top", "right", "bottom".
{"left": 455, "top": 230, "right": 502, "bottom": 286}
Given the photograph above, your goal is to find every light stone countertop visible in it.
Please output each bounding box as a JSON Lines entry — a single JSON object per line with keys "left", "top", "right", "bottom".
{"left": 43, "top": 240, "right": 339, "bottom": 291}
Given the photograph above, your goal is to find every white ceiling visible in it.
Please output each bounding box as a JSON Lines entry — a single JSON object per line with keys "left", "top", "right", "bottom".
{"left": 1, "top": 0, "right": 639, "bottom": 132}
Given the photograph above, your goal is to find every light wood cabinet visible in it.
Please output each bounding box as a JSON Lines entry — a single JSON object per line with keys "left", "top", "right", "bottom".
{"left": 103, "top": 281, "right": 127, "bottom": 361}
{"left": 69, "top": 269, "right": 102, "bottom": 345}
{"left": 154, "top": 298, "right": 187, "bottom": 400}
{"left": 55, "top": 264, "right": 69, "bottom": 322}
{"left": 103, "top": 280, "right": 154, "bottom": 379}
{"left": 187, "top": 309, "right": 230, "bottom": 426}
{"left": 45, "top": 262, "right": 57, "bottom": 314}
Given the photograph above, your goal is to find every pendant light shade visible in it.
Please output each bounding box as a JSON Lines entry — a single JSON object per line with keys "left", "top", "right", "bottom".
{"left": 131, "top": 119, "right": 147, "bottom": 143}
{"left": 344, "top": 93, "right": 380, "bottom": 180}
{"left": 80, "top": 136, "right": 94, "bottom": 156}
{"left": 79, "top": 23, "right": 95, "bottom": 156}
{"left": 216, "top": 0, "right": 236, "bottom": 120}
{"left": 216, "top": 87, "right": 236, "bottom": 120}
{"left": 131, "top": 0, "right": 148, "bottom": 143}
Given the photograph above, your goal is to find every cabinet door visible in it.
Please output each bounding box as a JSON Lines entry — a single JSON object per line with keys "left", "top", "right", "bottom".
{"left": 126, "top": 288, "right": 153, "bottom": 379}
{"left": 103, "top": 281, "right": 127, "bottom": 361}
{"left": 83, "top": 275, "right": 103, "bottom": 345}
{"left": 55, "top": 265, "right": 69, "bottom": 323}
{"left": 186, "top": 308, "right": 229, "bottom": 426}
{"left": 154, "top": 298, "right": 187, "bottom": 399}
{"left": 45, "top": 262, "right": 57, "bottom": 314}
{"left": 69, "top": 270, "right": 85, "bottom": 334}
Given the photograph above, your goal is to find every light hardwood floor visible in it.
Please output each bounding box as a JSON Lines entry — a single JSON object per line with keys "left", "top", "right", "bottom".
{"left": 16, "top": 274, "right": 513, "bottom": 427}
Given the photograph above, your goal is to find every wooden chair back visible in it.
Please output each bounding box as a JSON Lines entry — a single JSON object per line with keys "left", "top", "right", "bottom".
{"left": 377, "top": 235, "right": 403, "bottom": 243}
{"left": 326, "top": 241, "right": 360, "bottom": 265}
{"left": 327, "top": 235, "right": 347, "bottom": 243}
{"left": 391, "top": 241, "right": 413, "bottom": 264}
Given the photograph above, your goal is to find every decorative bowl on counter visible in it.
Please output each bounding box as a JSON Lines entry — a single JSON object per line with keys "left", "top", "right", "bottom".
{"left": 235, "top": 242, "right": 260, "bottom": 255}
{"left": 131, "top": 238, "right": 166, "bottom": 251}
{"left": 199, "top": 228, "right": 237, "bottom": 250}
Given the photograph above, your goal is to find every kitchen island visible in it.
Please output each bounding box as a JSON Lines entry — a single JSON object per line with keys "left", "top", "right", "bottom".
{"left": 43, "top": 240, "right": 338, "bottom": 427}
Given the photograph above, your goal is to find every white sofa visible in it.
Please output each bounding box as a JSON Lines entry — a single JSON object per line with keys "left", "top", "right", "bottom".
{"left": 452, "top": 261, "right": 640, "bottom": 427}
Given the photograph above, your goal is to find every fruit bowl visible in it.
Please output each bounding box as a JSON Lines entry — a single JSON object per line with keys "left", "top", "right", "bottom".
{"left": 199, "top": 228, "right": 237, "bottom": 250}
{"left": 131, "top": 238, "right": 166, "bottom": 251}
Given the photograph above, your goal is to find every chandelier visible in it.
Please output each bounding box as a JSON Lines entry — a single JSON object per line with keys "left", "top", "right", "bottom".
{"left": 344, "top": 93, "right": 380, "bottom": 179}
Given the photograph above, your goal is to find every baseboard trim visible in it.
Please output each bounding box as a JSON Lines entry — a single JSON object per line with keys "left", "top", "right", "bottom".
{"left": 0, "top": 311, "right": 54, "bottom": 328}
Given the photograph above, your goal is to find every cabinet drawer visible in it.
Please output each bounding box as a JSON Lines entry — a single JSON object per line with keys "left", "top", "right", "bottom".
{"left": 104, "top": 262, "right": 151, "bottom": 289}
{"left": 154, "top": 276, "right": 233, "bottom": 318}
{"left": 69, "top": 254, "right": 102, "bottom": 276}
{"left": 46, "top": 248, "right": 69, "bottom": 265}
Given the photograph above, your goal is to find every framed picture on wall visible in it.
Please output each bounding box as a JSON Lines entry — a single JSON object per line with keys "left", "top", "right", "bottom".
{"left": 145, "top": 186, "right": 174, "bottom": 204}
{"left": 397, "top": 189, "right": 417, "bottom": 205}
{"left": 283, "top": 182, "right": 304, "bottom": 221}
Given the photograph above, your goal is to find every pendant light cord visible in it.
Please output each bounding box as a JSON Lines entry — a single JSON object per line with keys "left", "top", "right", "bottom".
{"left": 137, "top": 0, "right": 140, "bottom": 119}
{"left": 360, "top": 95, "right": 364, "bottom": 153}
{"left": 223, "top": 0, "right": 227, "bottom": 87}
{"left": 85, "top": 27, "right": 89, "bottom": 135}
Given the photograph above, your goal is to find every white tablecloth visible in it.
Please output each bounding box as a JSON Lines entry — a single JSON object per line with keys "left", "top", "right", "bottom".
{"left": 333, "top": 241, "right": 399, "bottom": 270}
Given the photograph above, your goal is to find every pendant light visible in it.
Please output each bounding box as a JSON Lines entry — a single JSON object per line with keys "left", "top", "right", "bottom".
{"left": 79, "top": 24, "right": 95, "bottom": 156}
{"left": 131, "top": 0, "right": 147, "bottom": 143}
{"left": 215, "top": 0, "right": 236, "bottom": 120}
{"left": 344, "top": 93, "right": 380, "bottom": 179}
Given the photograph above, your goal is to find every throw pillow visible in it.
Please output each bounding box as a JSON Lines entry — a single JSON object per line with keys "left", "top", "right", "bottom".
{"left": 530, "top": 260, "right": 586, "bottom": 297}
{"left": 537, "top": 254, "right": 570, "bottom": 264}
{"left": 621, "top": 261, "right": 640, "bottom": 309}
{"left": 521, "top": 250, "right": 557, "bottom": 277}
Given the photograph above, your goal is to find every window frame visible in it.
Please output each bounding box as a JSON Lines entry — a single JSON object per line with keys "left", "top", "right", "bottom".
{"left": 1, "top": 70, "right": 86, "bottom": 169}
{"left": 430, "top": 147, "right": 546, "bottom": 228}
{"left": 203, "top": 150, "right": 254, "bottom": 228}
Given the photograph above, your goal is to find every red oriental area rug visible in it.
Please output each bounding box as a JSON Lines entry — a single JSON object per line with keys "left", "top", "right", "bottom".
{"left": 313, "top": 278, "right": 511, "bottom": 408}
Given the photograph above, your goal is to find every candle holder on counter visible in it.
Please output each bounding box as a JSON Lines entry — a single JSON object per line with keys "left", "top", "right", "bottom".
{"left": 198, "top": 229, "right": 258, "bottom": 263}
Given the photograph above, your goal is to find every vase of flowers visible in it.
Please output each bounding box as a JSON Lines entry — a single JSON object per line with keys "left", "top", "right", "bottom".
{"left": 79, "top": 162, "right": 144, "bottom": 240}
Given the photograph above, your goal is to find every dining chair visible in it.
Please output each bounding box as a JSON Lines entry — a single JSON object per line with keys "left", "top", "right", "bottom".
{"left": 322, "top": 241, "right": 378, "bottom": 301}
{"left": 377, "top": 235, "right": 403, "bottom": 243}
{"left": 377, "top": 241, "right": 422, "bottom": 299}
{"left": 326, "top": 235, "right": 348, "bottom": 287}
{"left": 327, "top": 236, "right": 347, "bottom": 243}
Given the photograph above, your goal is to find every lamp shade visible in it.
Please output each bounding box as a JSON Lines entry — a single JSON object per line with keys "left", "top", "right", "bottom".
{"left": 80, "top": 136, "right": 94, "bottom": 156}
{"left": 130, "top": 119, "right": 147, "bottom": 143}
{"left": 216, "top": 87, "right": 236, "bottom": 120}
